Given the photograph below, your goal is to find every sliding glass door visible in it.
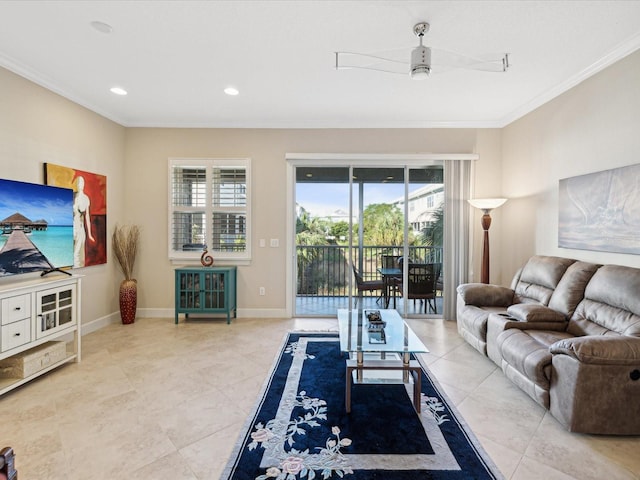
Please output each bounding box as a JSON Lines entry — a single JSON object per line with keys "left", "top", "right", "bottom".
{"left": 295, "top": 167, "right": 351, "bottom": 314}
{"left": 294, "top": 162, "right": 444, "bottom": 317}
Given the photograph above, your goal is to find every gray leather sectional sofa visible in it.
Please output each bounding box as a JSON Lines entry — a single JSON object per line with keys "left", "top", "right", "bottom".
{"left": 456, "top": 255, "right": 640, "bottom": 434}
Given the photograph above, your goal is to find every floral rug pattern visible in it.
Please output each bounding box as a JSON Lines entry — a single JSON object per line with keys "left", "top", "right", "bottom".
{"left": 221, "top": 333, "right": 504, "bottom": 480}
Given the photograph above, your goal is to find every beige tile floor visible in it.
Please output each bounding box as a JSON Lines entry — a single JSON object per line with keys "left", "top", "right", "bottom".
{"left": 1, "top": 316, "right": 638, "bottom": 479}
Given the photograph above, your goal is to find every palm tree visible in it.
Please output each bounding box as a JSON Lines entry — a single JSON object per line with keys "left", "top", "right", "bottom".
{"left": 420, "top": 202, "right": 444, "bottom": 247}
{"left": 296, "top": 207, "right": 332, "bottom": 294}
{"left": 362, "top": 203, "right": 406, "bottom": 245}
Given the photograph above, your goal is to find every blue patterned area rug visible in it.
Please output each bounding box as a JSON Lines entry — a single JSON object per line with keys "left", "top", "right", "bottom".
{"left": 221, "top": 332, "right": 504, "bottom": 480}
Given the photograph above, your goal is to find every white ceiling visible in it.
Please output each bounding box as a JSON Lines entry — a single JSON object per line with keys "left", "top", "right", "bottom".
{"left": 1, "top": 1, "right": 639, "bottom": 128}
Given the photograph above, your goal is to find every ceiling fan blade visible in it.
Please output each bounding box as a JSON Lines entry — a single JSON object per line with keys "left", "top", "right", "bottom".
{"left": 336, "top": 21, "right": 510, "bottom": 80}
{"left": 431, "top": 48, "right": 509, "bottom": 73}
{"left": 335, "top": 51, "right": 409, "bottom": 75}
{"left": 335, "top": 47, "right": 509, "bottom": 77}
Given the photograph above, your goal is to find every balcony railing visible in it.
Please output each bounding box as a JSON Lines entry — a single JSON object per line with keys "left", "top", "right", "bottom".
{"left": 297, "top": 245, "right": 443, "bottom": 297}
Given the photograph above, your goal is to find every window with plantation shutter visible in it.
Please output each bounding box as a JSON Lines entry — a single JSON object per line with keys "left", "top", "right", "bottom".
{"left": 169, "top": 158, "right": 251, "bottom": 262}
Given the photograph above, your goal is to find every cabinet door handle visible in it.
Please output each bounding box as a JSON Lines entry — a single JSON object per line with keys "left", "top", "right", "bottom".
{"left": 14, "top": 306, "right": 21, "bottom": 311}
{"left": 13, "top": 333, "right": 20, "bottom": 337}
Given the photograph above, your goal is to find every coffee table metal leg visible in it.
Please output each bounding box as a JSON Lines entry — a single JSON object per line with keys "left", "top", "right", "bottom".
{"left": 345, "top": 365, "right": 353, "bottom": 413}
{"left": 402, "top": 352, "right": 410, "bottom": 382}
{"left": 412, "top": 368, "right": 422, "bottom": 413}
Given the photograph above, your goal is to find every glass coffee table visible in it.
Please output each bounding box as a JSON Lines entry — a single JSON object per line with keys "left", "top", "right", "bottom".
{"left": 337, "top": 309, "right": 429, "bottom": 413}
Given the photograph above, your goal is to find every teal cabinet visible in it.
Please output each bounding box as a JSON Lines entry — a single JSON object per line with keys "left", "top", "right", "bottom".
{"left": 174, "top": 267, "right": 237, "bottom": 324}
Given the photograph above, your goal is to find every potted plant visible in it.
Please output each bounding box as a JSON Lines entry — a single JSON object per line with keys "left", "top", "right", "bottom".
{"left": 112, "top": 224, "right": 140, "bottom": 324}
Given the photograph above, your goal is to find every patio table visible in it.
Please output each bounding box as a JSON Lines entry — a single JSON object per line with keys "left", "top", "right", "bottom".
{"left": 378, "top": 267, "right": 401, "bottom": 308}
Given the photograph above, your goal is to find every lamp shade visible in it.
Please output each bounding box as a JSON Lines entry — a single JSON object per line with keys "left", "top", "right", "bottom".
{"left": 468, "top": 198, "right": 507, "bottom": 211}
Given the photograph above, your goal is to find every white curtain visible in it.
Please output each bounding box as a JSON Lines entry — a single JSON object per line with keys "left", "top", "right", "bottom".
{"left": 443, "top": 160, "right": 472, "bottom": 320}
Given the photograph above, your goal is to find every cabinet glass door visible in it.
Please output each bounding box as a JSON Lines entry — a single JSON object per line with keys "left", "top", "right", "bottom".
{"left": 36, "top": 284, "right": 77, "bottom": 339}
{"left": 178, "top": 272, "right": 201, "bottom": 308}
{"left": 40, "top": 292, "right": 57, "bottom": 332}
{"left": 203, "top": 272, "right": 224, "bottom": 309}
{"left": 59, "top": 289, "right": 73, "bottom": 326}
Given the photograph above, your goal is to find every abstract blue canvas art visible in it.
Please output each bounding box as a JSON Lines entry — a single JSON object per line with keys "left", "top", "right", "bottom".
{"left": 559, "top": 163, "right": 640, "bottom": 255}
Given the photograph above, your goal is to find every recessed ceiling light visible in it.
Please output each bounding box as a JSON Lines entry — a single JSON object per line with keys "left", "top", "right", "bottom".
{"left": 91, "top": 21, "right": 113, "bottom": 34}
{"left": 110, "top": 87, "right": 127, "bottom": 96}
{"left": 224, "top": 87, "right": 239, "bottom": 96}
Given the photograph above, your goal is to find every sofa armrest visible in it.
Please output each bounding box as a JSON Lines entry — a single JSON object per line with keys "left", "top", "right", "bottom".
{"left": 456, "top": 283, "right": 514, "bottom": 307}
{"left": 486, "top": 311, "right": 569, "bottom": 365}
{"left": 550, "top": 336, "right": 640, "bottom": 365}
{"left": 486, "top": 313, "right": 533, "bottom": 364}
{"left": 506, "top": 304, "right": 566, "bottom": 323}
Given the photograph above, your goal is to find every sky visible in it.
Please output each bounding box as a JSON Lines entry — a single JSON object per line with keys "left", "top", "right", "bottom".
{"left": 0, "top": 179, "right": 73, "bottom": 226}
{"left": 296, "top": 182, "right": 422, "bottom": 218}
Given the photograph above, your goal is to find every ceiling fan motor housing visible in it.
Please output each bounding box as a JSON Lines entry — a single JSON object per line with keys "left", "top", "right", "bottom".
{"left": 411, "top": 45, "right": 431, "bottom": 79}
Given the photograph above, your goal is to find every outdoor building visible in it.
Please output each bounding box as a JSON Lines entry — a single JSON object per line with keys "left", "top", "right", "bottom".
{"left": 0, "top": 212, "right": 48, "bottom": 234}
{"left": 391, "top": 183, "right": 444, "bottom": 234}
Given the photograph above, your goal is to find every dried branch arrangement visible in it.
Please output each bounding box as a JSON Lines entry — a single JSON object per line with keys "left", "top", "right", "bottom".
{"left": 112, "top": 224, "right": 140, "bottom": 280}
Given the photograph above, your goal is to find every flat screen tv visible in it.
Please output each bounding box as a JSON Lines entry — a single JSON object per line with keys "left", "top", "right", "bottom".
{"left": 0, "top": 178, "right": 74, "bottom": 277}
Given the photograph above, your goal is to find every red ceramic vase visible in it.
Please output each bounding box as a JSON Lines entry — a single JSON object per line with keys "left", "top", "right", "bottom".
{"left": 119, "top": 279, "right": 137, "bottom": 324}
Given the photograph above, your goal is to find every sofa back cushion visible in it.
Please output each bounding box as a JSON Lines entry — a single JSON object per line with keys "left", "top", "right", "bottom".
{"left": 568, "top": 265, "right": 640, "bottom": 337}
{"left": 512, "top": 256, "right": 577, "bottom": 305}
{"left": 548, "top": 261, "right": 600, "bottom": 317}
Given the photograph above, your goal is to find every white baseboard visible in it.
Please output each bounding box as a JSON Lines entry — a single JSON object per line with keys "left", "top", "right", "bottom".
{"left": 80, "top": 307, "right": 291, "bottom": 335}
{"left": 237, "top": 308, "right": 289, "bottom": 318}
{"left": 136, "top": 308, "right": 290, "bottom": 318}
{"left": 136, "top": 308, "right": 175, "bottom": 319}
{"left": 137, "top": 307, "right": 290, "bottom": 319}
{"left": 81, "top": 312, "right": 120, "bottom": 335}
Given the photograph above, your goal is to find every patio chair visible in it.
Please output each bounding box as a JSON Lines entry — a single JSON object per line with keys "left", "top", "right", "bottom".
{"left": 406, "top": 263, "right": 441, "bottom": 314}
{"left": 381, "top": 255, "right": 400, "bottom": 269}
{"left": 352, "top": 265, "right": 384, "bottom": 307}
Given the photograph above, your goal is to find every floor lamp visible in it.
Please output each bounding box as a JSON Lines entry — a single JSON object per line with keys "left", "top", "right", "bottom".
{"left": 468, "top": 198, "right": 507, "bottom": 284}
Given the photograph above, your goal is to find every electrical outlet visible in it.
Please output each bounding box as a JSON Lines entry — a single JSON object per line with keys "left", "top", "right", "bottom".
{"left": 259, "top": 287, "right": 266, "bottom": 296}
{"left": 270, "top": 238, "right": 279, "bottom": 247}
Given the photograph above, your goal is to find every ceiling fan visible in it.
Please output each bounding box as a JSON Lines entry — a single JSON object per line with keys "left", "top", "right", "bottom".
{"left": 335, "top": 22, "right": 510, "bottom": 80}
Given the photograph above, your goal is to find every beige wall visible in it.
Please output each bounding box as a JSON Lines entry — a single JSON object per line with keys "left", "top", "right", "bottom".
{"left": 471, "top": 129, "right": 505, "bottom": 284}
{"left": 1, "top": 63, "right": 504, "bottom": 321}
{"left": 500, "top": 50, "right": 640, "bottom": 281}
{"left": 6, "top": 49, "right": 638, "bottom": 319}
{"left": 0, "top": 67, "right": 126, "bottom": 326}
{"left": 124, "top": 128, "right": 498, "bottom": 315}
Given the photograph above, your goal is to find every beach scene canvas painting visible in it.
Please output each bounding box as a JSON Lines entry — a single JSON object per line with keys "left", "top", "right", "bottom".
{"left": 559, "top": 163, "right": 640, "bottom": 254}
{"left": 0, "top": 178, "right": 74, "bottom": 277}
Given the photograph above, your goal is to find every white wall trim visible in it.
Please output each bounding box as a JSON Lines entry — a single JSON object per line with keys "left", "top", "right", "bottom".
{"left": 500, "top": 32, "right": 640, "bottom": 127}
{"left": 81, "top": 312, "right": 120, "bottom": 335}
{"left": 136, "top": 307, "right": 289, "bottom": 319}
{"left": 80, "top": 307, "right": 291, "bottom": 335}
{"left": 286, "top": 153, "right": 475, "bottom": 317}
{"left": 286, "top": 153, "right": 479, "bottom": 164}
{"left": 0, "top": 51, "right": 126, "bottom": 126}
{"left": 285, "top": 161, "right": 295, "bottom": 318}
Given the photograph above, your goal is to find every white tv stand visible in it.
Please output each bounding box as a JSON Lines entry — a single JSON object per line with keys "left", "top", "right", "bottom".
{"left": 0, "top": 274, "right": 81, "bottom": 396}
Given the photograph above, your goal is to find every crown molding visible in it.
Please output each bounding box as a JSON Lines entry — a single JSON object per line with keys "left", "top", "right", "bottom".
{"left": 0, "top": 51, "right": 128, "bottom": 126}
{"left": 498, "top": 31, "right": 640, "bottom": 127}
